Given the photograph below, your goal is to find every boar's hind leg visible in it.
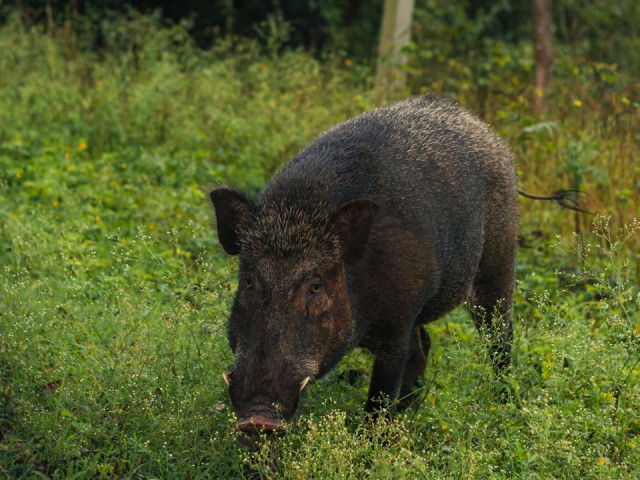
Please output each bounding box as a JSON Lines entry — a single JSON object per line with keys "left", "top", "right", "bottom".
{"left": 471, "top": 239, "right": 516, "bottom": 374}
{"left": 397, "top": 326, "right": 431, "bottom": 411}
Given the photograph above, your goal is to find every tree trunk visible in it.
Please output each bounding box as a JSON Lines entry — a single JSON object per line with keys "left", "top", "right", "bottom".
{"left": 375, "top": 0, "right": 415, "bottom": 104}
{"left": 533, "top": 0, "right": 554, "bottom": 114}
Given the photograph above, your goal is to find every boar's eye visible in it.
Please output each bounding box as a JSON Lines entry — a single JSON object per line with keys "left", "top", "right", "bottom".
{"left": 244, "top": 277, "right": 253, "bottom": 289}
{"left": 309, "top": 281, "right": 323, "bottom": 296}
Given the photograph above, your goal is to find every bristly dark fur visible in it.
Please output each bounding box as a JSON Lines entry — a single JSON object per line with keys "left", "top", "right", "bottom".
{"left": 240, "top": 198, "right": 341, "bottom": 262}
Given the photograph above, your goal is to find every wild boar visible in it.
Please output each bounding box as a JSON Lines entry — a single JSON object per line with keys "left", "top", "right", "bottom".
{"left": 209, "top": 94, "right": 518, "bottom": 433}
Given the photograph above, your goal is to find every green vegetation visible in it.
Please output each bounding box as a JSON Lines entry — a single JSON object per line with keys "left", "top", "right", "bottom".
{"left": 1, "top": 11, "right": 638, "bottom": 479}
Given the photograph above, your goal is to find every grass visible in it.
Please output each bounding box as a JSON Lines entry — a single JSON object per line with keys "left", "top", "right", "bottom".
{"left": 1, "top": 12, "right": 639, "bottom": 479}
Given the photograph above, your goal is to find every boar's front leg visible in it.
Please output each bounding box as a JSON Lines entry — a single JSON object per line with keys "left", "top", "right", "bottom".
{"left": 397, "top": 326, "right": 430, "bottom": 411}
{"left": 364, "top": 332, "right": 415, "bottom": 414}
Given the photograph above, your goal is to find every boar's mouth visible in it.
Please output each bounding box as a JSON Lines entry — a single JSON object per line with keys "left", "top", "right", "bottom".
{"left": 237, "top": 410, "right": 282, "bottom": 433}
{"left": 235, "top": 396, "right": 295, "bottom": 434}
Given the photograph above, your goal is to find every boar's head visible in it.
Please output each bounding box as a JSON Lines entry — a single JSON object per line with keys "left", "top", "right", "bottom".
{"left": 210, "top": 187, "right": 377, "bottom": 433}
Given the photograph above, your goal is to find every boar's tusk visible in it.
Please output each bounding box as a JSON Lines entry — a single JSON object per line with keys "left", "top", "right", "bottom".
{"left": 299, "top": 376, "right": 311, "bottom": 392}
{"left": 222, "top": 371, "right": 232, "bottom": 386}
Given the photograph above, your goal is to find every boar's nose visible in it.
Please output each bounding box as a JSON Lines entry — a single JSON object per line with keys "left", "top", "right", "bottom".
{"left": 237, "top": 415, "right": 281, "bottom": 433}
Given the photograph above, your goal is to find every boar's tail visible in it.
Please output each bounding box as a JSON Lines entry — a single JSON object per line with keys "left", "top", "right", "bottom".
{"left": 517, "top": 189, "right": 594, "bottom": 214}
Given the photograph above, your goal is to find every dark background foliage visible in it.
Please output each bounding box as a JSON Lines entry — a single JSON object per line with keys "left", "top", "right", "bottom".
{"left": 2, "top": 0, "right": 638, "bottom": 71}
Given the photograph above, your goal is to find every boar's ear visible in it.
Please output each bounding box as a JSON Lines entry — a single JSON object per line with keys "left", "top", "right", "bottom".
{"left": 209, "top": 188, "right": 252, "bottom": 255}
{"left": 331, "top": 199, "right": 379, "bottom": 264}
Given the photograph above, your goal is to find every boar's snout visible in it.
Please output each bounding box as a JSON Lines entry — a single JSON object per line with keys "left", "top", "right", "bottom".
{"left": 228, "top": 369, "right": 314, "bottom": 433}
{"left": 233, "top": 398, "right": 290, "bottom": 434}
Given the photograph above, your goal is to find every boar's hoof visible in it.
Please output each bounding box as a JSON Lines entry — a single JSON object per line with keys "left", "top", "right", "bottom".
{"left": 237, "top": 415, "right": 281, "bottom": 433}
